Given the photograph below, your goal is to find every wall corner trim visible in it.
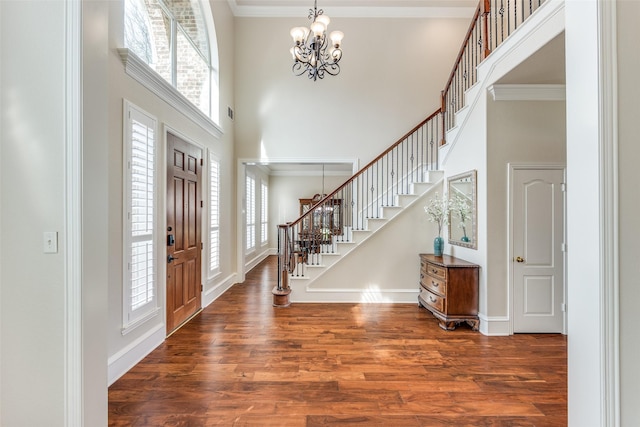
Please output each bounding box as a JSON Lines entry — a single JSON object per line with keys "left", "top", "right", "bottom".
{"left": 478, "top": 314, "right": 511, "bottom": 336}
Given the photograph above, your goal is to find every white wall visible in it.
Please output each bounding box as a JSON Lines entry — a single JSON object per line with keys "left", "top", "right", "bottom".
{"left": 439, "top": 89, "right": 489, "bottom": 323}
{"left": 617, "top": 1, "right": 640, "bottom": 423}
{"left": 234, "top": 16, "right": 471, "bottom": 163}
{"left": 83, "top": 1, "right": 110, "bottom": 423}
{"left": 0, "top": 1, "right": 67, "bottom": 424}
{"left": 565, "top": 0, "right": 606, "bottom": 424}
{"left": 106, "top": 0, "right": 237, "bottom": 384}
{"left": 486, "top": 99, "right": 566, "bottom": 320}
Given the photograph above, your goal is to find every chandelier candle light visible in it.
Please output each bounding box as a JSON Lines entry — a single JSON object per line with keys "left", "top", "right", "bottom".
{"left": 290, "top": 0, "right": 344, "bottom": 81}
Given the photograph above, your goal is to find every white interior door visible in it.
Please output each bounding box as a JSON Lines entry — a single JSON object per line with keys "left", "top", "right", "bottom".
{"left": 512, "top": 167, "right": 565, "bottom": 333}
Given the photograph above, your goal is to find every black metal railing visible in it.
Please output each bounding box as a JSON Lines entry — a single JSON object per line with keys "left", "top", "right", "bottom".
{"left": 487, "top": 0, "right": 546, "bottom": 52}
{"left": 442, "top": 0, "right": 547, "bottom": 135}
{"left": 441, "top": 4, "right": 483, "bottom": 136}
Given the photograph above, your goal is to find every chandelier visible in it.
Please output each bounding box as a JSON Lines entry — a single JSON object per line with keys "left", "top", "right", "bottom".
{"left": 289, "top": 0, "right": 344, "bottom": 81}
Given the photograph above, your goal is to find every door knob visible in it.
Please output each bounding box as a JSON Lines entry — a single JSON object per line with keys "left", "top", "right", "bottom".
{"left": 167, "top": 254, "right": 175, "bottom": 263}
{"left": 515, "top": 256, "right": 525, "bottom": 263}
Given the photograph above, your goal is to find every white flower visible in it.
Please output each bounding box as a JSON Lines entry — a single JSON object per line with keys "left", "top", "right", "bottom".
{"left": 424, "top": 192, "right": 448, "bottom": 237}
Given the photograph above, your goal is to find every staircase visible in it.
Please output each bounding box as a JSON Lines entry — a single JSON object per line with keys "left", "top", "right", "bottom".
{"left": 274, "top": 0, "right": 549, "bottom": 306}
{"left": 287, "top": 171, "right": 443, "bottom": 301}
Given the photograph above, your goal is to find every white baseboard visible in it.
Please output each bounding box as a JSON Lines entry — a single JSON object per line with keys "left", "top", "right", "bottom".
{"left": 244, "top": 249, "right": 271, "bottom": 272}
{"left": 107, "top": 323, "right": 165, "bottom": 386}
{"left": 291, "top": 287, "right": 420, "bottom": 304}
{"left": 478, "top": 313, "right": 511, "bottom": 336}
{"left": 203, "top": 273, "right": 237, "bottom": 307}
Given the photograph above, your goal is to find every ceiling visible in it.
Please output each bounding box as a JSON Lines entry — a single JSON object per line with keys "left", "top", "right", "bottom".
{"left": 227, "top": 0, "right": 477, "bottom": 18}
{"left": 496, "top": 33, "right": 566, "bottom": 85}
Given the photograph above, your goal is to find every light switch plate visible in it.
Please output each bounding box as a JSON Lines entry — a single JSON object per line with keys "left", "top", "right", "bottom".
{"left": 44, "top": 231, "right": 58, "bottom": 254}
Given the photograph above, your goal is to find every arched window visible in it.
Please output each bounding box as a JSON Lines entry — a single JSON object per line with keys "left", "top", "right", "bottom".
{"left": 124, "top": 0, "right": 220, "bottom": 124}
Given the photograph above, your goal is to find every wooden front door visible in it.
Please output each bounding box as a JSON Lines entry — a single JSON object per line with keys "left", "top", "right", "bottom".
{"left": 166, "top": 132, "right": 202, "bottom": 334}
{"left": 512, "top": 167, "right": 565, "bottom": 333}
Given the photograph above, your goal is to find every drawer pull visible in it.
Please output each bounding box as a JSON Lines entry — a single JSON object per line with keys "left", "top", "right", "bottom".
{"left": 429, "top": 295, "right": 437, "bottom": 303}
{"left": 431, "top": 281, "right": 439, "bottom": 287}
{"left": 431, "top": 269, "right": 438, "bottom": 274}
{"left": 420, "top": 274, "right": 424, "bottom": 279}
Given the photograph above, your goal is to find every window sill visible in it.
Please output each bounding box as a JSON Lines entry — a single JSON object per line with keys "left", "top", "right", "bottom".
{"left": 121, "top": 306, "right": 161, "bottom": 336}
{"left": 118, "top": 48, "right": 223, "bottom": 139}
{"left": 208, "top": 269, "right": 221, "bottom": 281}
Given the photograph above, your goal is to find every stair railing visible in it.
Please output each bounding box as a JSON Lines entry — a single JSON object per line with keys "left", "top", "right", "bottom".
{"left": 276, "top": 109, "right": 444, "bottom": 292}
{"left": 276, "top": 0, "right": 548, "bottom": 294}
{"left": 441, "top": 0, "right": 547, "bottom": 137}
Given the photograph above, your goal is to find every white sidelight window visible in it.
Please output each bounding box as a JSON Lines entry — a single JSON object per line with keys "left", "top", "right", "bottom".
{"left": 209, "top": 151, "right": 220, "bottom": 275}
{"left": 261, "top": 181, "right": 268, "bottom": 245}
{"left": 123, "top": 101, "right": 159, "bottom": 331}
{"left": 246, "top": 174, "right": 256, "bottom": 252}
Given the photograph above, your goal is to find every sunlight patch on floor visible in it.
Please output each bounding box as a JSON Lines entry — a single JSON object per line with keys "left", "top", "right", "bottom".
{"left": 359, "top": 284, "right": 393, "bottom": 303}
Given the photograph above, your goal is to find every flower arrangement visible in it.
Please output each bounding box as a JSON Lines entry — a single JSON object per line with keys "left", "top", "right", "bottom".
{"left": 449, "top": 193, "right": 471, "bottom": 242}
{"left": 424, "top": 192, "right": 448, "bottom": 237}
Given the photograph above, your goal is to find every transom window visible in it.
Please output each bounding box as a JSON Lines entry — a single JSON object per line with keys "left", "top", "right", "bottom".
{"left": 124, "top": 0, "right": 219, "bottom": 123}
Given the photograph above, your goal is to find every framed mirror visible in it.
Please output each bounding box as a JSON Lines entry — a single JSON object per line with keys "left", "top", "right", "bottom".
{"left": 448, "top": 170, "right": 477, "bottom": 249}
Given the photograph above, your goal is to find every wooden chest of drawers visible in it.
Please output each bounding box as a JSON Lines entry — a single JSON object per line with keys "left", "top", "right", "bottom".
{"left": 418, "top": 254, "right": 479, "bottom": 331}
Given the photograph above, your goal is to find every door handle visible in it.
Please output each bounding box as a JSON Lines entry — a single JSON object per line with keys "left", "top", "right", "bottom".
{"left": 167, "top": 254, "right": 175, "bottom": 263}
{"left": 515, "top": 256, "right": 525, "bottom": 263}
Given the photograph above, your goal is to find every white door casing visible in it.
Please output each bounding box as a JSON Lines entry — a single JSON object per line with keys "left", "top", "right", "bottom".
{"left": 510, "top": 165, "right": 566, "bottom": 333}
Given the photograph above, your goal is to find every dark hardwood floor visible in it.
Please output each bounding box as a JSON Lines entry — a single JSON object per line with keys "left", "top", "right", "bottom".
{"left": 109, "top": 256, "right": 567, "bottom": 426}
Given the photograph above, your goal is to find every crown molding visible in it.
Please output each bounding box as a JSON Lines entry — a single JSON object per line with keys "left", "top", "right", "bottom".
{"left": 227, "top": 0, "right": 475, "bottom": 18}
{"left": 488, "top": 84, "right": 566, "bottom": 101}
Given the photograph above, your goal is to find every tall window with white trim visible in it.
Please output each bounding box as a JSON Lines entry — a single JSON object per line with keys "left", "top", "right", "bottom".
{"left": 261, "top": 181, "right": 268, "bottom": 245}
{"left": 124, "top": 0, "right": 220, "bottom": 123}
{"left": 123, "top": 102, "right": 158, "bottom": 328}
{"left": 209, "top": 151, "right": 220, "bottom": 275}
{"left": 246, "top": 174, "right": 256, "bottom": 252}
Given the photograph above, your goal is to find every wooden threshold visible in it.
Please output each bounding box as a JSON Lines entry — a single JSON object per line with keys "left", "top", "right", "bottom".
{"left": 166, "top": 307, "right": 203, "bottom": 338}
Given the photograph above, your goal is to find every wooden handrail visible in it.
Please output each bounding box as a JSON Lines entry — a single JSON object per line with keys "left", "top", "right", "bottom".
{"left": 442, "top": 4, "right": 481, "bottom": 101}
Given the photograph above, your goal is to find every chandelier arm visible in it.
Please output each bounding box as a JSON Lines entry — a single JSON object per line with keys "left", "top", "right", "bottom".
{"left": 293, "top": 61, "right": 310, "bottom": 77}
{"left": 321, "top": 63, "right": 340, "bottom": 76}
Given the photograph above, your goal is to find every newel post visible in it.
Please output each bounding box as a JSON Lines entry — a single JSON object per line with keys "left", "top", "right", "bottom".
{"left": 273, "top": 224, "right": 292, "bottom": 307}
{"left": 481, "top": 0, "right": 491, "bottom": 58}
